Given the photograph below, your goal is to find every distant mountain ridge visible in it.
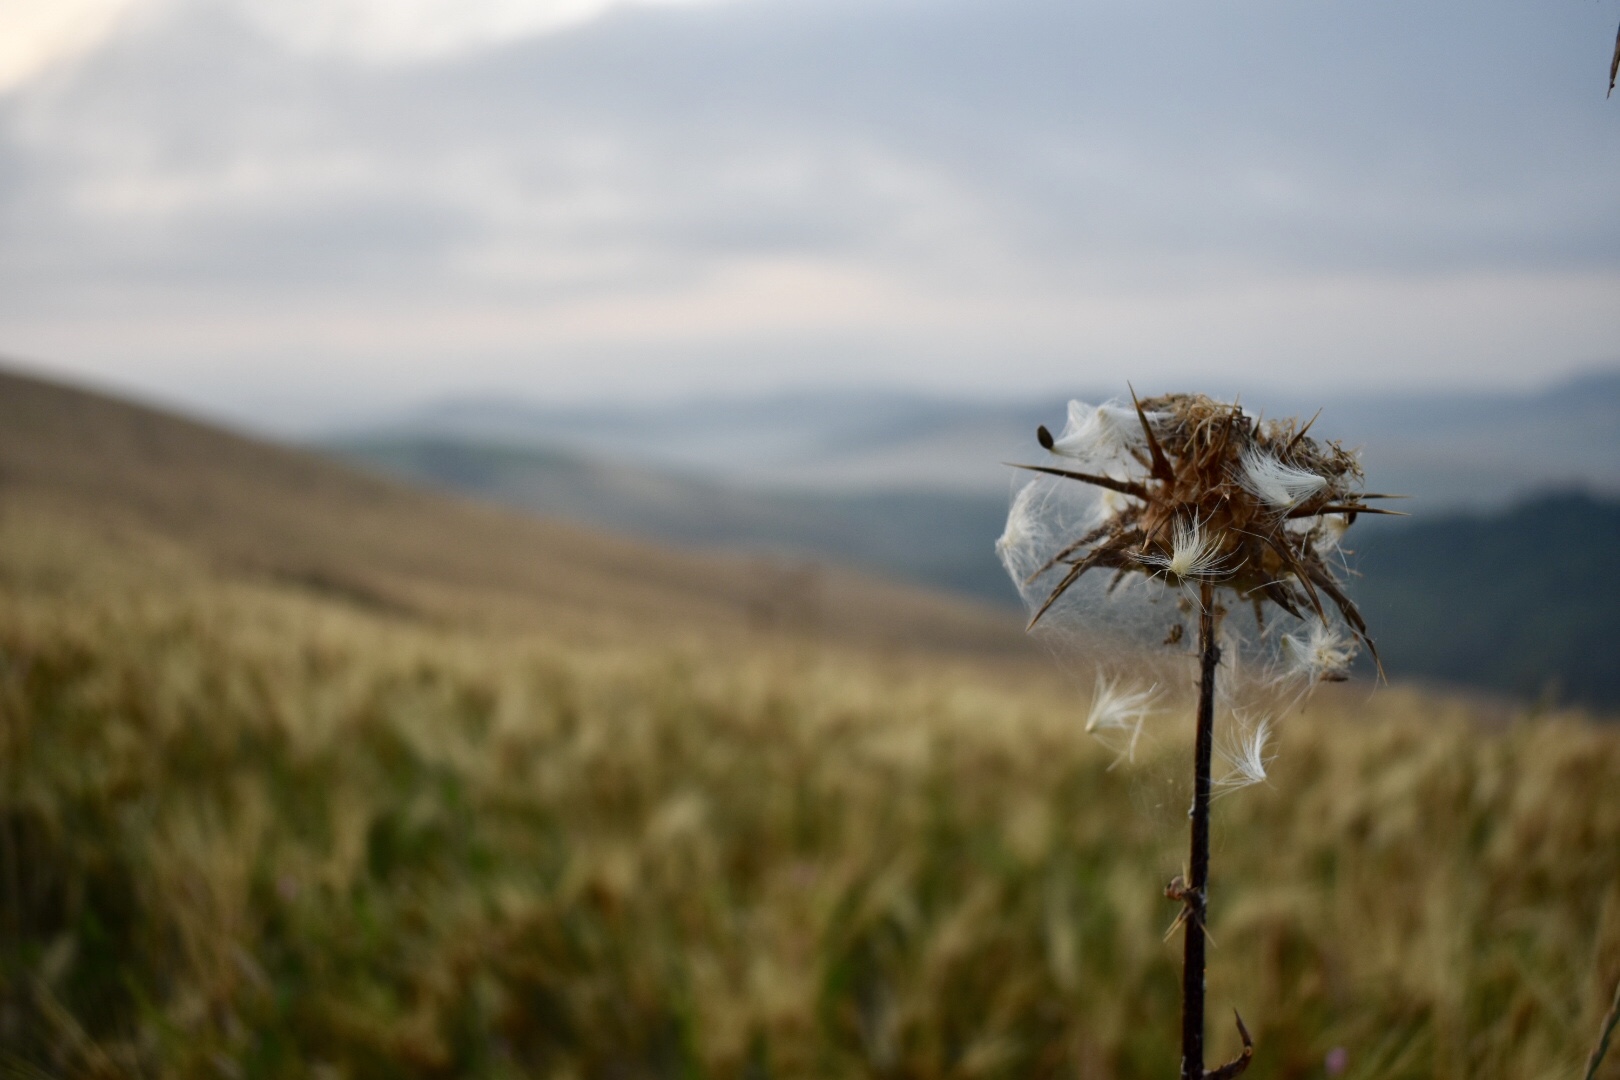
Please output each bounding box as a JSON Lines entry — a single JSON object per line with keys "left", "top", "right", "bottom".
{"left": 1352, "top": 492, "right": 1620, "bottom": 711}
{"left": 376, "top": 390, "right": 1063, "bottom": 495}
{"left": 24, "top": 358, "right": 1601, "bottom": 708}
{"left": 327, "top": 403, "right": 1620, "bottom": 712}
{"left": 344, "top": 371, "right": 1620, "bottom": 508}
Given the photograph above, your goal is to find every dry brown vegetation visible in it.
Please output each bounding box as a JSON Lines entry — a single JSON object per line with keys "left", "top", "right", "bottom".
{"left": 1, "top": 367, "right": 1618, "bottom": 1078}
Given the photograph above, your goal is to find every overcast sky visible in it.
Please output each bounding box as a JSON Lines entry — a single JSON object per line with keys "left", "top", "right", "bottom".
{"left": 2, "top": 0, "right": 1618, "bottom": 432}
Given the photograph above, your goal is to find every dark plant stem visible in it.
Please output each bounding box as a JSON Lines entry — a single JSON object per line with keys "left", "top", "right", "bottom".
{"left": 1584, "top": 971, "right": 1620, "bottom": 1080}
{"left": 1181, "top": 584, "right": 1219, "bottom": 1080}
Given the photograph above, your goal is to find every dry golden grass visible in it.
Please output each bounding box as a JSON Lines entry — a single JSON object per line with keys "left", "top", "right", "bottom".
{"left": 1, "top": 368, "right": 1618, "bottom": 1078}
{"left": 0, "top": 484, "right": 1617, "bottom": 1078}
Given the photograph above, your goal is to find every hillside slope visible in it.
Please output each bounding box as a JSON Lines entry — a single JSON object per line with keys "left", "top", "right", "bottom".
{"left": 0, "top": 366, "right": 1029, "bottom": 657}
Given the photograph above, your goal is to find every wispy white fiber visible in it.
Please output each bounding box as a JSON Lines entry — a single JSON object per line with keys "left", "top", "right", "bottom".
{"left": 1239, "top": 448, "right": 1327, "bottom": 510}
{"left": 1317, "top": 514, "right": 1352, "bottom": 549}
{"left": 1288, "top": 512, "right": 1351, "bottom": 551}
{"left": 1279, "top": 621, "right": 1357, "bottom": 684}
{"left": 1085, "top": 676, "right": 1162, "bottom": 767}
{"left": 1048, "top": 400, "right": 1164, "bottom": 466}
{"left": 1138, "top": 516, "right": 1233, "bottom": 582}
{"left": 995, "top": 482, "right": 1048, "bottom": 590}
{"left": 1091, "top": 487, "right": 1135, "bottom": 524}
{"left": 1214, "top": 711, "right": 1273, "bottom": 792}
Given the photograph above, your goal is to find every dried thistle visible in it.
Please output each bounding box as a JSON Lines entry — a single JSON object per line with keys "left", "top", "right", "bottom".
{"left": 1011, "top": 390, "right": 1397, "bottom": 652}
{"left": 999, "top": 389, "right": 1398, "bottom": 1080}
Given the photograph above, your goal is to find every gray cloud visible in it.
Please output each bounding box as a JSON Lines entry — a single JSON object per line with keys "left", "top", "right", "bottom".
{"left": 1, "top": 0, "right": 1617, "bottom": 423}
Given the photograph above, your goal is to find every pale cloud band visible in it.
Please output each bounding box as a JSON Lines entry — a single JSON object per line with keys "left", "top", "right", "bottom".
{"left": 0, "top": 0, "right": 136, "bottom": 89}
{"left": 0, "top": 0, "right": 1616, "bottom": 428}
{"left": 223, "top": 0, "right": 743, "bottom": 64}
{"left": 0, "top": 0, "right": 739, "bottom": 88}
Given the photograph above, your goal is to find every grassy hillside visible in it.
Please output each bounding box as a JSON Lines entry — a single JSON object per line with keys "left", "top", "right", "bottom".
{"left": 1, "top": 369, "right": 1619, "bottom": 1078}
{"left": 0, "top": 368, "right": 1028, "bottom": 659}
{"left": 3, "top": 510, "right": 1620, "bottom": 1079}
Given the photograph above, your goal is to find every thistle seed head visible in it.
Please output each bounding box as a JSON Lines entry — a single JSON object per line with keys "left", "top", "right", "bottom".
{"left": 1003, "top": 389, "right": 1398, "bottom": 674}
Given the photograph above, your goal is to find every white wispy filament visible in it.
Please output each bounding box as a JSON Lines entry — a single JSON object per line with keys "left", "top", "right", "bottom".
{"left": 1279, "top": 622, "right": 1357, "bottom": 684}
{"left": 1214, "top": 712, "right": 1273, "bottom": 792}
{"left": 1317, "top": 514, "right": 1352, "bottom": 550}
{"left": 1049, "top": 400, "right": 1165, "bottom": 466}
{"left": 995, "top": 483, "right": 1041, "bottom": 565}
{"left": 1139, "top": 516, "right": 1232, "bottom": 582}
{"left": 1085, "top": 676, "right": 1162, "bottom": 766}
{"left": 1091, "top": 487, "right": 1135, "bottom": 524}
{"left": 994, "top": 482, "right": 1059, "bottom": 606}
{"left": 1239, "top": 448, "right": 1327, "bottom": 510}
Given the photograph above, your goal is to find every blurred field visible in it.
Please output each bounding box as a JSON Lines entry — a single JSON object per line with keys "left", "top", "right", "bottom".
{"left": 2, "top": 369, "right": 1619, "bottom": 1078}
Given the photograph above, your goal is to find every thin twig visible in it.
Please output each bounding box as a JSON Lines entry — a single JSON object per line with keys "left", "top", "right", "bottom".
{"left": 1181, "top": 581, "right": 1219, "bottom": 1080}
{"left": 1584, "top": 971, "right": 1620, "bottom": 1080}
{"left": 1609, "top": 17, "right": 1619, "bottom": 98}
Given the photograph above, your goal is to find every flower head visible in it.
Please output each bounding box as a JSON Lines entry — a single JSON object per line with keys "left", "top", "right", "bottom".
{"left": 1002, "top": 389, "right": 1396, "bottom": 673}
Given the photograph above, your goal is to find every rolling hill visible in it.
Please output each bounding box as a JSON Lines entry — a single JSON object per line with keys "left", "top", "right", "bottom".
{"left": 0, "top": 365, "right": 1031, "bottom": 660}
{"left": 326, "top": 435, "right": 1014, "bottom": 603}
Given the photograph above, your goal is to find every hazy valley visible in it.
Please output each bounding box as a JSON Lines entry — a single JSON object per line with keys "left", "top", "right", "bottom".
{"left": 326, "top": 373, "right": 1620, "bottom": 711}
